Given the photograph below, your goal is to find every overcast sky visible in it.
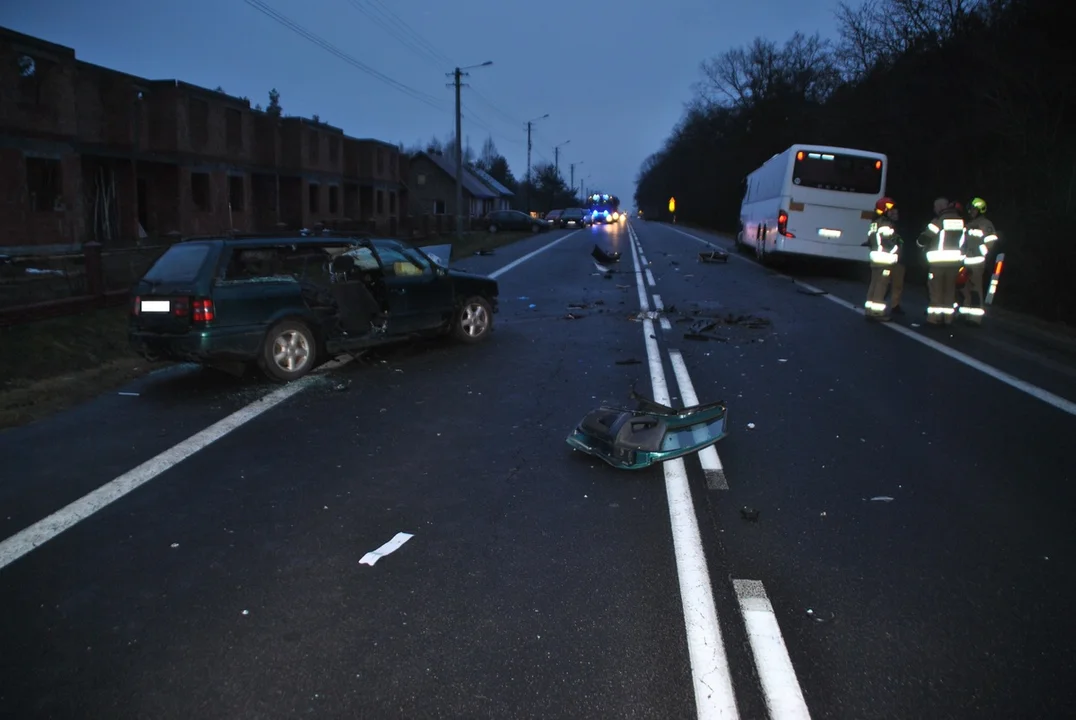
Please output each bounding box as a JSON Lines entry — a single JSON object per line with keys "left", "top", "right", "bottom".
{"left": 2, "top": 0, "right": 847, "bottom": 204}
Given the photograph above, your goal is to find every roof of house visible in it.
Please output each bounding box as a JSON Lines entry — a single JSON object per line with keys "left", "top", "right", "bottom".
{"left": 469, "top": 166, "right": 515, "bottom": 197}
{"left": 416, "top": 152, "right": 496, "bottom": 198}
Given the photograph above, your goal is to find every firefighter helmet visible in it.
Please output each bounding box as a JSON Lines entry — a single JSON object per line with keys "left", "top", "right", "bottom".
{"left": 970, "top": 197, "right": 987, "bottom": 213}
{"left": 875, "top": 197, "right": 896, "bottom": 215}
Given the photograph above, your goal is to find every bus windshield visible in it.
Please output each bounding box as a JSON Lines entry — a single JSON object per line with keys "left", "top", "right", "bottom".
{"left": 792, "top": 151, "right": 883, "bottom": 194}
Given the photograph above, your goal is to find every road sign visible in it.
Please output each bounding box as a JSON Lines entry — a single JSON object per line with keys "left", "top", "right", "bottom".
{"left": 668, "top": 197, "right": 676, "bottom": 213}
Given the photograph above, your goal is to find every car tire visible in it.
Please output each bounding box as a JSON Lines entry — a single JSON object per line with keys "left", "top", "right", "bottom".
{"left": 489, "top": 224, "right": 498, "bottom": 233}
{"left": 260, "top": 319, "right": 317, "bottom": 382}
{"left": 452, "top": 296, "right": 493, "bottom": 343}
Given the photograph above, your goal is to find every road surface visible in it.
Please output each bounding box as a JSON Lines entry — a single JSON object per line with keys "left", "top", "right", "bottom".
{"left": 1, "top": 221, "right": 1073, "bottom": 719}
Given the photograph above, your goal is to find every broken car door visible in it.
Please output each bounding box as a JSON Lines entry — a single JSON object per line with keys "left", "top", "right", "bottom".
{"left": 372, "top": 242, "right": 453, "bottom": 332}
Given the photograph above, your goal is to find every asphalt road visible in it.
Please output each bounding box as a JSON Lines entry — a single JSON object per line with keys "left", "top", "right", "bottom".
{"left": 1, "top": 221, "right": 1073, "bottom": 719}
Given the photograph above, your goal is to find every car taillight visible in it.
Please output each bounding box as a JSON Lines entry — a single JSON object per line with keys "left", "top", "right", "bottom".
{"left": 192, "top": 298, "right": 215, "bottom": 322}
{"left": 777, "top": 210, "right": 795, "bottom": 238}
{"left": 132, "top": 295, "right": 140, "bottom": 315}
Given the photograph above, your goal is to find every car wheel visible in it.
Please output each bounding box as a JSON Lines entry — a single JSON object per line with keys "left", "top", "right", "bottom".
{"left": 489, "top": 224, "right": 498, "bottom": 233}
{"left": 260, "top": 319, "right": 317, "bottom": 382}
{"left": 453, "top": 296, "right": 493, "bottom": 343}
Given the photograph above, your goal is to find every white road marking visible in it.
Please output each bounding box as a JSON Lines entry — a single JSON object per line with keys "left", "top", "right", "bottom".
{"left": 646, "top": 268, "right": 657, "bottom": 287}
{"left": 628, "top": 222, "right": 739, "bottom": 719}
{"left": 733, "top": 579, "right": 812, "bottom": 720}
{"left": 489, "top": 230, "right": 580, "bottom": 279}
{"left": 659, "top": 224, "right": 1076, "bottom": 418}
{"left": 668, "top": 350, "right": 728, "bottom": 490}
{"left": 359, "top": 532, "right": 414, "bottom": 566}
{"left": 660, "top": 317, "right": 673, "bottom": 331}
{"left": 653, "top": 294, "right": 664, "bottom": 311}
{"left": 0, "top": 375, "right": 319, "bottom": 572}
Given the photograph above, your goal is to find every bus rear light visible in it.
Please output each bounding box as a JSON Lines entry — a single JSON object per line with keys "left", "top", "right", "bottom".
{"left": 777, "top": 210, "right": 795, "bottom": 238}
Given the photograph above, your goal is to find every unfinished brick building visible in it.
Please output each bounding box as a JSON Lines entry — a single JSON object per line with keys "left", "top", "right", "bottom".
{"left": 0, "top": 26, "right": 408, "bottom": 254}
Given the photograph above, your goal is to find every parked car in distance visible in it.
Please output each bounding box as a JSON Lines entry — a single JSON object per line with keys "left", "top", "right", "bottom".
{"left": 129, "top": 234, "right": 499, "bottom": 382}
{"left": 546, "top": 209, "right": 563, "bottom": 225}
{"left": 559, "top": 208, "right": 590, "bottom": 228}
{"left": 484, "top": 210, "right": 550, "bottom": 233}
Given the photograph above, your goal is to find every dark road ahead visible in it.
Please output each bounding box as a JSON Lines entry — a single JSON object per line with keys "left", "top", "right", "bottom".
{"left": 1, "top": 221, "right": 1074, "bottom": 720}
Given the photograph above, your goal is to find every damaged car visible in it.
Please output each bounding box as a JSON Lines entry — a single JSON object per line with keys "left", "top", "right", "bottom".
{"left": 129, "top": 235, "right": 498, "bottom": 381}
{"left": 566, "top": 388, "right": 729, "bottom": 470}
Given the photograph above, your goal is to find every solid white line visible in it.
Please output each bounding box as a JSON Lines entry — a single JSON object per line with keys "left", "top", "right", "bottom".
{"left": 653, "top": 294, "right": 664, "bottom": 311}
{"left": 629, "top": 223, "right": 739, "bottom": 719}
{"left": 668, "top": 350, "right": 729, "bottom": 490}
{"left": 489, "top": 230, "right": 580, "bottom": 279}
{"left": 646, "top": 268, "right": 657, "bottom": 287}
{"left": 733, "top": 580, "right": 812, "bottom": 720}
{"left": 0, "top": 376, "right": 317, "bottom": 572}
{"left": 660, "top": 317, "right": 673, "bottom": 331}
{"left": 659, "top": 224, "right": 1076, "bottom": 418}
{"left": 359, "top": 532, "right": 414, "bottom": 566}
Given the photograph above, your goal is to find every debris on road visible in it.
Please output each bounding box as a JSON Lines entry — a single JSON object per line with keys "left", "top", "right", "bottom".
{"left": 592, "top": 245, "right": 621, "bottom": 264}
{"left": 564, "top": 312, "right": 585, "bottom": 320}
{"left": 747, "top": 422, "right": 756, "bottom": 429}
{"left": 740, "top": 507, "right": 760, "bottom": 522}
{"left": 473, "top": 249, "right": 495, "bottom": 256}
{"left": 684, "top": 332, "right": 729, "bottom": 342}
{"left": 698, "top": 249, "right": 729, "bottom": 264}
{"left": 566, "top": 386, "right": 729, "bottom": 470}
{"left": 806, "top": 608, "right": 834, "bottom": 623}
{"left": 359, "top": 532, "right": 414, "bottom": 566}
{"left": 869, "top": 496, "right": 895, "bottom": 502}
{"left": 334, "top": 380, "right": 351, "bottom": 392}
{"left": 615, "top": 359, "right": 643, "bottom": 365}
{"left": 117, "top": 392, "right": 140, "bottom": 397}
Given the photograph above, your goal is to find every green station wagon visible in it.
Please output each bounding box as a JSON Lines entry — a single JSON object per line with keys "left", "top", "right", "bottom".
{"left": 129, "top": 235, "right": 499, "bottom": 381}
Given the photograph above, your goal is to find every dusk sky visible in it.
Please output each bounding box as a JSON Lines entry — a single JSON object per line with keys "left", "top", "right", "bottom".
{"left": 2, "top": 0, "right": 847, "bottom": 204}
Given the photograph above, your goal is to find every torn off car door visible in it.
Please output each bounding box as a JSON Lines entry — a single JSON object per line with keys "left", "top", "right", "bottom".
{"left": 566, "top": 388, "right": 729, "bottom": 470}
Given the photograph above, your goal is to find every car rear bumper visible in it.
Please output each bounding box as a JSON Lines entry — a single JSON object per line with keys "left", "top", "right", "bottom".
{"left": 129, "top": 325, "right": 266, "bottom": 363}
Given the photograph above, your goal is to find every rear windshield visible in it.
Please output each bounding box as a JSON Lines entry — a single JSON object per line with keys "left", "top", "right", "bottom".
{"left": 563, "top": 209, "right": 584, "bottom": 217}
{"left": 792, "top": 152, "right": 883, "bottom": 194}
{"left": 142, "top": 243, "right": 212, "bottom": 282}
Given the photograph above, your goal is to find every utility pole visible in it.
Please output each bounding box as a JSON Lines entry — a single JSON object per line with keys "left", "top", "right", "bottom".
{"left": 570, "top": 161, "right": 583, "bottom": 201}
{"left": 525, "top": 113, "right": 549, "bottom": 214}
{"left": 554, "top": 140, "right": 570, "bottom": 175}
{"left": 447, "top": 61, "right": 493, "bottom": 239}
{"left": 452, "top": 67, "right": 464, "bottom": 239}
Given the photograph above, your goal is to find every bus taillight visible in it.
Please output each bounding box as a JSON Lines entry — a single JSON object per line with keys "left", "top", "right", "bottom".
{"left": 778, "top": 210, "right": 795, "bottom": 238}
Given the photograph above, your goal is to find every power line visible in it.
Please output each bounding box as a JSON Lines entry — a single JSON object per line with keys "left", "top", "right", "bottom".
{"left": 244, "top": 0, "right": 446, "bottom": 112}
{"left": 342, "top": 0, "right": 448, "bottom": 69}
{"left": 467, "top": 85, "right": 521, "bottom": 128}
{"left": 363, "top": 0, "right": 454, "bottom": 66}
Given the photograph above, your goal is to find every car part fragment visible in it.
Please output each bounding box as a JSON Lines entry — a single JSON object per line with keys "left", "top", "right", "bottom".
{"left": 566, "top": 387, "right": 729, "bottom": 470}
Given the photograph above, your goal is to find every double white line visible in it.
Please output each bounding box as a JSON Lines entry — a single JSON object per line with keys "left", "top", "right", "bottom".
{"left": 626, "top": 222, "right": 810, "bottom": 720}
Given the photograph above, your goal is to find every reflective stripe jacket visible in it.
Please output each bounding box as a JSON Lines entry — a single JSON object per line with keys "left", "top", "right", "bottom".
{"left": 917, "top": 207, "right": 966, "bottom": 264}
{"left": 964, "top": 215, "right": 998, "bottom": 265}
{"left": 867, "top": 216, "right": 901, "bottom": 266}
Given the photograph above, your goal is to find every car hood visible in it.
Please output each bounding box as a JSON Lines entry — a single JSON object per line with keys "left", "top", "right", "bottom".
{"left": 446, "top": 268, "right": 495, "bottom": 283}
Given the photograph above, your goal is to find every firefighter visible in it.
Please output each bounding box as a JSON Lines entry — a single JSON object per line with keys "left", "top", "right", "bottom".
{"left": 916, "top": 197, "right": 966, "bottom": 325}
{"left": 864, "top": 197, "right": 902, "bottom": 320}
{"left": 960, "top": 197, "right": 998, "bottom": 325}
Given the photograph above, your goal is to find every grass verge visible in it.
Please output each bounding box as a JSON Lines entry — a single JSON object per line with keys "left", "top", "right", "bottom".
{"left": 0, "top": 306, "right": 167, "bottom": 430}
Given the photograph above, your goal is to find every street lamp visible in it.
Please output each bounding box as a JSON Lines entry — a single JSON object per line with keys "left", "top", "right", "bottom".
{"left": 451, "top": 61, "right": 493, "bottom": 238}
{"left": 553, "top": 140, "right": 570, "bottom": 174}
{"left": 525, "top": 113, "right": 549, "bottom": 213}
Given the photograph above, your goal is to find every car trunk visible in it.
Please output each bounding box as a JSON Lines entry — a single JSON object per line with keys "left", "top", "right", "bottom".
{"left": 133, "top": 281, "right": 199, "bottom": 334}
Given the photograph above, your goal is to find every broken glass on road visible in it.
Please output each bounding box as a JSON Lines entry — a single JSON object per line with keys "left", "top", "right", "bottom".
{"left": 566, "top": 388, "right": 729, "bottom": 470}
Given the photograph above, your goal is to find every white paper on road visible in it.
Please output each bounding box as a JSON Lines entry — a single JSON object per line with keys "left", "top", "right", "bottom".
{"left": 359, "top": 532, "right": 414, "bottom": 566}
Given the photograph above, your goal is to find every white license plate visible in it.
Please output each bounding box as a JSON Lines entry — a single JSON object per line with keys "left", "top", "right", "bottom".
{"left": 141, "top": 300, "right": 171, "bottom": 313}
{"left": 818, "top": 228, "right": 842, "bottom": 238}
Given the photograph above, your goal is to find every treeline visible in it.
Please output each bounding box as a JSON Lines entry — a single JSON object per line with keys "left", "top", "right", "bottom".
{"left": 634, "top": 0, "right": 1074, "bottom": 322}
{"left": 405, "top": 135, "right": 581, "bottom": 213}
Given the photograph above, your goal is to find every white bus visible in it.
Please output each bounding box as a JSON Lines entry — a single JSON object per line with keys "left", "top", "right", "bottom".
{"left": 736, "top": 144, "right": 888, "bottom": 263}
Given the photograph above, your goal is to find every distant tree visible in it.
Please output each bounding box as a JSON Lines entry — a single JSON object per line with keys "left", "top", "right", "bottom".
{"left": 267, "top": 88, "right": 282, "bottom": 117}
{"left": 312, "top": 114, "right": 321, "bottom": 123}
{"left": 215, "top": 85, "right": 225, "bottom": 93}
{"left": 476, "top": 135, "right": 500, "bottom": 171}
{"left": 254, "top": 103, "right": 263, "bottom": 111}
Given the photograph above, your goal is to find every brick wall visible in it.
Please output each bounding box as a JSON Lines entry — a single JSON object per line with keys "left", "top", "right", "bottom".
{"left": 0, "top": 34, "right": 79, "bottom": 139}
{"left": 0, "top": 148, "right": 84, "bottom": 248}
